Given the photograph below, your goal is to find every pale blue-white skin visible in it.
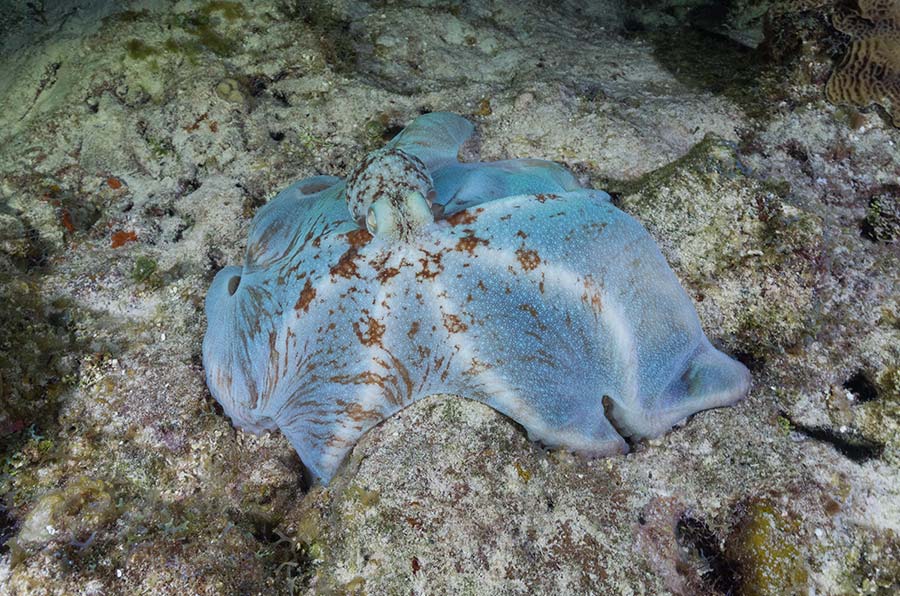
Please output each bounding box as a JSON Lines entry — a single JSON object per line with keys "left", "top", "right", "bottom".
{"left": 203, "top": 113, "right": 751, "bottom": 484}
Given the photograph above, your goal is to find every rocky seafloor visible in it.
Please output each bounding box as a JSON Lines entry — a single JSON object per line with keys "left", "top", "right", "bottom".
{"left": 0, "top": 0, "right": 898, "bottom": 594}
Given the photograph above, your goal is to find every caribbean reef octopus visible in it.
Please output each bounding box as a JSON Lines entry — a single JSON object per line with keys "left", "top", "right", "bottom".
{"left": 203, "top": 112, "right": 751, "bottom": 483}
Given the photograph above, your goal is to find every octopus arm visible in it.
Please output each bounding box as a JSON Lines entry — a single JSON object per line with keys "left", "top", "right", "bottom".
{"left": 433, "top": 191, "right": 750, "bottom": 443}
{"left": 433, "top": 159, "right": 583, "bottom": 214}
{"left": 267, "top": 252, "right": 429, "bottom": 482}
{"left": 386, "top": 112, "right": 475, "bottom": 170}
{"left": 419, "top": 247, "right": 631, "bottom": 456}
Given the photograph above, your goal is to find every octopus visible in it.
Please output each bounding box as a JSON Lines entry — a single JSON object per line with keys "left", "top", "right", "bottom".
{"left": 203, "top": 112, "right": 751, "bottom": 483}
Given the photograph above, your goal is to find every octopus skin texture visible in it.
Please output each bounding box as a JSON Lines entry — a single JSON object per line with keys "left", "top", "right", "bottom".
{"left": 203, "top": 112, "right": 751, "bottom": 484}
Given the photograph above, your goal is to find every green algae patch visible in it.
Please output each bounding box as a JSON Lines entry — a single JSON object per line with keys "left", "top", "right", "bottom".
{"left": 215, "top": 78, "right": 244, "bottom": 103}
{"left": 343, "top": 485, "right": 381, "bottom": 510}
{"left": 131, "top": 255, "right": 158, "bottom": 284}
{"left": 161, "top": 6, "right": 249, "bottom": 60}
{"left": 0, "top": 278, "right": 79, "bottom": 447}
{"left": 200, "top": 1, "right": 246, "bottom": 21}
{"left": 125, "top": 39, "right": 158, "bottom": 60}
{"left": 361, "top": 112, "right": 404, "bottom": 150}
{"left": 839, "top": 528, "right": 900, "bottom": 594}
{"left": 727, "top": 499, "right": 809, "bottom": 595}
{"left": 15, "top": 477, "right": 119, "bottom": 547}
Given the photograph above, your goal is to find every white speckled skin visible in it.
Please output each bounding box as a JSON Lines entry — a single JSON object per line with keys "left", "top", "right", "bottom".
{"left": 203, "top": 113, "right": 750, "bottom": 483}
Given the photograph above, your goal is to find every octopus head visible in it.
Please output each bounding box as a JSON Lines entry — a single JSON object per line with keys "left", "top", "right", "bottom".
{"left": 346, "top": 147, "right": 437, "bottom": 224}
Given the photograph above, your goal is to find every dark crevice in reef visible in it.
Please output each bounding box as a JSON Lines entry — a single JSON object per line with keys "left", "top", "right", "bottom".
{"left": 860, "top": 186, "right": 900, "bottom": 244}
{"left": 630, "top": 1, "right": 807, "bottom": 127}
{"left": 243, "top": 511, "right": 282, "bottom": 544}
{"left": 382, "top": 123, "right": 404, "bottom": 142}
{"left": 645, "top": 27, "right": 769, "bottom": 113}
{"left": 781, "top": 412, "right": 884, "bottom": 463}
{"left": 231, "top": 508, "right": 310, "bottom": 584}
{"left": 842, "top": 370, "right": 879, "bottom": 403}
{"left": 0, "top": 503, "right": 17, "bottom": 553}
{"left": 675, "top": 514, "right": 739, "bottom": 595}
{"left": 731, "top": 349, "right": 765, "bottom": 373}
{"left": 298, "top": 463, "right": 315, "bottom": 493}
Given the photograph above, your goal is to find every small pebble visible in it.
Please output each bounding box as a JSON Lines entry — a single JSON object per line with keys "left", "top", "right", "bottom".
{"left": 515, "top": 92, "right": 535, "bottom": 110}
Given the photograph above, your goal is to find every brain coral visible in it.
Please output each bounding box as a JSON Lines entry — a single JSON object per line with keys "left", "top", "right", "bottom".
{"left": 826, "top": 0, "right": 900, "bottom": 125}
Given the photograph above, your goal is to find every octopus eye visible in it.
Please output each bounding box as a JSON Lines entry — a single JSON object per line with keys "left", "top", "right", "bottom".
{"left": 426, "top": 189, "right": 437, "bottom": 208}
{"left": 366, "top": 207, "right": 378, "bottom": 234}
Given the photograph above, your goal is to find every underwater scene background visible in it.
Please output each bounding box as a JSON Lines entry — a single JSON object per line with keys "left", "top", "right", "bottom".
{"left": 0, "top": 1, "right": 898, "bottom": 594}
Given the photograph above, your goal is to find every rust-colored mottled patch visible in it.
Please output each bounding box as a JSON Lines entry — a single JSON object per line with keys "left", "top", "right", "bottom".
{"left": 455, "top": 234, "right": 489, "bottom": 254}
{"left": 245, "top": 380, "right": 260, "bottom": 409}
{"left": 384, "top": 351, "right": 415, "bottom": 406}
{"left": 534, "top": 193, "right": 559, "bottom": 203}
{"left": 294, "top": 278, "right": 316, "bottom": 312}
{"left": 407, "top": 321, "right": 419, "bottom": 338}
{"left": 209, "top": 120, "right": 219, "bottom": 133}
{"left": 446, "top": 209, "right": 478, "bottom": 226}
{"left": 519, "top": 304, "right": 539, "bottom": 318}
{"left": 340, "top": 401, "right": 383, "bottom": 423}
{"left": 516, "top": 229, "right": 528, "bottom": 239}
{"left": 330, "top": 249, "right": 359, "bottom": 279}
{"left": 111, "top": 230, "right": 138, "bottom": 248}
{"left": 416, "top": 250, "right": 444, "bottom": 281}
{"left": 353, "top": 316, "right": 386, "bottom": 347}
{"left": 515, "top": 246, "right": 541, "bottom": 271}
{"left": 324, "top": 435, "right": 354, "bottom": 449}
{"left": 376, "top": 266, "right": 401, "bottom": 283}
{"left": 266, "top": 329, "right": 280, "bottom": 391}
{"left": 330, "top": 370, "right": 384, "bottom": 389}
{"left": 547, "top": 520, "right": 609, "bottom": 586}
{"left": 464, "top": 357, "right": 491, "bottom": 377}
{"left": 331, "top": 230, "right": 371, "bottom": 279}
{"left": 406, "top": 517, "right": 423, "bottom": 530}
{"left": 581, "top": 280, "right": 603, "bottom": 314}
{"left": 345, "top": 228, "right": 372, "bottom": 249}
{"left": 106, "top": 176, "right": 123, "bottom": 190}
{"left": 442, "top": 313, "right": 468, "bottom": 334}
